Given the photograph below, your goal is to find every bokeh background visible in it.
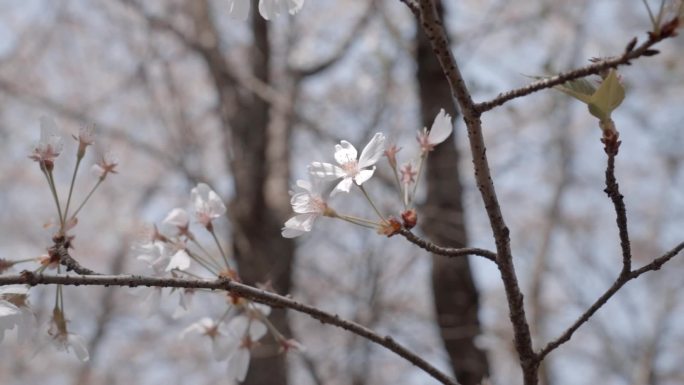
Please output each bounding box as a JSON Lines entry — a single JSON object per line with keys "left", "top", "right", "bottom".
{"left": 0, "top": 1, "right": 682, "bottom": 384}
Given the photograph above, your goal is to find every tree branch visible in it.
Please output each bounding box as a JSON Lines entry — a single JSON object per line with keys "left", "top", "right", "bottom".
{"left": 537, "top": 241, "right": 684, "bottom": 361}
{"left": 0, "top": 271, "right": 459, "bottom": 385}
{"left": 399, "top": 229, "right": 497, "bottom": 263}
{"left": 407, "top": 1, "right": 537, "bottom": 382}
{"left": 474, "top": 19, "right": 680, "bottom": 113}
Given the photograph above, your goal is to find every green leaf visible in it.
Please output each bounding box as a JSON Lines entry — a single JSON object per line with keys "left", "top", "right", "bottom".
{"left": 554, "top": 78, "right": 597, "bottom": 104}
{"left": 587, "top": 69, "right": 625, "bottom": 121}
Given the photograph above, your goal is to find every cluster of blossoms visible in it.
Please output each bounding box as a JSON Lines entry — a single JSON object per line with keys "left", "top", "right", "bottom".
{"left": 227, "top": 0, "right": 304, "bottom": 20}
{"left": 282, "top": 108, "right": 453, "bottom": 238}
{"left": 0, "top": 117, "right": 120, "bottom": 361}
{"left": 135, "top": 183, "right": 302, "bottom": 382}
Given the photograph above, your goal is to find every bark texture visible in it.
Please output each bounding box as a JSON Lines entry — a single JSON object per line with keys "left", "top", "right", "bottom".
{"left": 415, "top": 2, "right": 489, "bottom": 384}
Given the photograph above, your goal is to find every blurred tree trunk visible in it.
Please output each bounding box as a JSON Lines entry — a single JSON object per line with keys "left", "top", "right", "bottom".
{"left": 415, "top": 2, "right": 489, "bottom": 384}
{"left": 189, "top": 3, "right": 294, "bottom": 385}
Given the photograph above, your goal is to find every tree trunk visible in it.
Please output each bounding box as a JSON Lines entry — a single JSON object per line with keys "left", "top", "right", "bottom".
{"left": 415, "top": 2, "right": 489, "bottom": 384}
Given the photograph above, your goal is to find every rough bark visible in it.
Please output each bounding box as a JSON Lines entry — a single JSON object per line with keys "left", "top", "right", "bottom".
{"left": 188, "top": 3, "right": 294, "bottom": 385}
{"left": 415, "top": 2, "right": 489, "bottom": 384}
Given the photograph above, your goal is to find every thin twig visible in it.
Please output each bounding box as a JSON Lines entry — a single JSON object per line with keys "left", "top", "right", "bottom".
{"left": 399, "top": 229, "right": 497, "bottom": 262}
{"left": 408, "top": 1, "right": 537, "bottom": 382}
{"left": 537, "top": 241, "right": 684, "bottom": 361}
{"left": 474, "top": 19, "right": 679, "bottom": 113}
{"left": 0, "top": 271, "right": 458, "bottom": 385}
{"left": 604, "top": 148, "right": 632, "bottom": 275}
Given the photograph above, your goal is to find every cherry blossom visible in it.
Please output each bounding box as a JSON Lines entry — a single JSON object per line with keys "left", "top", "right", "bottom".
{"left": 0, "top": 286, "right": 34, "bottom": 343}
{"left": 417, "top": 108, "right": 453, "bottom": 153}
{"left": 227, "top": 0, "right": 304, "bottom": 20}
{"left": 91, "top": 151, "right": 119, "bottom": 180}
{"left": 191, "top": 183, "right": 226, "bottom": 228}
{"left": 223, "top": 304, "right": 270, "bottom": 382}
{"left": 180, "top": 317, "right": 233, "bottom": 360}
{"left": 48, "top": 308, "right": 89, "bottom": 362}
{"left": 163, "top": 208, "right": 193, "bottom": 238}
{"left": 259, "top": 0, "right": 305, "bottom": 20}
{"left": 73, "top": 124, "right": 95, "bottom": 159}
{"left": 282, "top": 178, "right": 332, "bottom": 238}
{"left": 308, "top": 132, "right": 386, "bottom": 195}
{"left": 29, "top": 117, "right": 63, "bottom": 166}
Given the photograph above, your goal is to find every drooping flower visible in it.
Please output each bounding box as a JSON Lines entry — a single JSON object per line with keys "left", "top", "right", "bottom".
{"left": 308, "top": 133, "right": 386, "bottom": 195}
{"left": 282, "top": 178, "right": 332, "bottom": 238}
{"left": 29, "top": 117, "right": 64, "bottom": 168}
{"left": 180, "top": 317, "right": 233, "bottom": 360}
{"left": 73, "top": 124, "right": 95, "bottom": 159}
{"left": 47, "top": 308, "right": 89, "bottom": 362}
{"left": 191, "top": 183, "right": 226, "bottom": 229}
{"left": 91, "top": 151, "right": 119, "bottom": 180}
{"left": 163, "top": 208, "right": 193, "bottom": 239}
{"left": 259, "top": 0, "right": 305, "bottom": 20}
{"left": 0, "top": 286, "right": 34, "bottom": 343}
{"left": 223, "top": 304, "right": 270, "bottom": 382}
{"left": 417, "top": 109, "right": 453, "bottom": 153}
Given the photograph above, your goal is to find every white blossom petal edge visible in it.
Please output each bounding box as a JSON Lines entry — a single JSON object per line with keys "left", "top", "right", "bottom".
{"left": 308, "top": 133, "right": 386, "bottom": 195}
{"left": 282, "top": 178, "right": 330, "bottom": 238}
{"left": 418, "top": 108, "right": 453, "bottom": 152}
{"left": 191, "top": 183, "right": 226, "bottom": 227}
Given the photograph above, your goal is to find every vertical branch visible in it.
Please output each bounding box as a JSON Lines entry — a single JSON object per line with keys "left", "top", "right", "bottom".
{"left": 408, "top": 0, "right": 537, "bottom": 383}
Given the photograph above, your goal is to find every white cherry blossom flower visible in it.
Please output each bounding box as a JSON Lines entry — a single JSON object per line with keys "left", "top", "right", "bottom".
{"left": 282, "top": 178, "right": 332, "bottom": 238}
{"left": 180, "top": 317, "right": 233, "bottom": 360}
{"left": 136, "top": 241, "right": 170, "bottom": 276}
{"left": 308, "top": 133, "right": 386, "bottom": 195}
{"left": 259, "top": 0, "right": 304, "bottom": 20}
{"left": 91, "top": 151, "right": 119, "bottom": 180}
{"left": 223, "top": 305, "right": 270, "bottom": 382}
{"left": 29, "top": 117, "right": 63, "bottom": 165}
{"left": 228, "top": 0, "right": 304, "bottom": 20}
{"left": 164, "top": 208, "right": 190, "bottom": 229}
{"left": 48, "top": 308, "right": 89, "bottom": 362}
{"left": 191, "top": 183, "right": 226, "bottom": 228}
{"left": 417, "top": 108, "right": 453, "bottom": 153}
{"left": 74, "top": 124, "right": 95, "bottom": 159}
{"left": 0, "top": 286, "right": 34, "bottom": 343}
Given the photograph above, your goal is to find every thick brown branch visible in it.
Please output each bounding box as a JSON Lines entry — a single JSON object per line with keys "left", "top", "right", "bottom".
{"left": 0, "top": 272, "right": 459, "bottom": 385}
{"left": 475, "top": 21, "right": 679, "bottom": 113}
{"left": 537, "top": 241, "right": 684, "bottom": 361}
{"left": 399, "top": 229, "right": 497, "bottom": 262}
{"left": 409, "top": 1, "right": 537, "bottom": 383}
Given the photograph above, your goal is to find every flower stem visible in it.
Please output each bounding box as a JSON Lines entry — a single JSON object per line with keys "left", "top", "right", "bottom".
{"left": 190, "top": 239, "right": 223, "bottom": 271}
{"left": 185, "top": 249, "right": 219, "bottom": 275}
{"left": 338, "top": 215, "right": 380, "bottom": 229}
{"left": 63, "top": 157, "right": 82, "bottom": 222}
{"left": 43, "top": 168, "right": 64, "bottom": 227}
{"left": 70, "top": 178, "right": 103, "bottom": 221}
{"left": 209, "top": 228, "right": 231, "bottom": 269}
{"left": 357, "top": 184, "right": 387, "bottom": 223}
{"left": 410, "top": 154, "right": 427, "bottom": 206}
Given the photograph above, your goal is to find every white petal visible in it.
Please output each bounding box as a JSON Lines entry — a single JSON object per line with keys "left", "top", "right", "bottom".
{"left": 332, "top": 177, "right": 354, "bottom": 195}
{"left": 166, "top": 250, "right": 191, "bottom": 271}
{"left": 308, "top": 162, "right": 344, "bottom": 180}
{"left": 214, "top": 334, "right": 239, "bottom": 361}
{"left": 228, "top": 348, "right": 251, "bottom": 382}
{"left": 229, "top": 0, "right": 250, "bottom": 20}
{"left": 206, "top": 190, "right": 227, "bottom": 217}
{"left": 295, "top": 179, "right": 312, "bottom": 191}
{"left": 283, "top": 213, "right": 317, "bottom": 233}
{"left": 0, "top": 285, "right": 29, "bottom": 296}
{"left": 40, "top": 116, "right": 59, "bottom": 139}
{"left": 353, "top": 167, "right": 375, "bottom": 186}
{"left": 179, "top": 319, "right": 209, "bottom": 339}
{"left": 287, "top": 0, "right": 304, "bottom": 14}
{"left": 228, "top": 315, "right": 250, "bottom": 337}
{"left": 248, "top": 320, "right": 267, "bottom": 341}
{"left": 281, "top": 227, "right": 306, "bottom": 238}
{"left": 68, "top": 334, "right": 90, "bottom": 362}
{"left": 163, "top": 208, "right": 189, "bottom": 228}
{"left": 334, "top": 140, "right": 358, "bottom": 166}
{"left": 252, "top": 304, "right": 271, "bottom": 316}
{"left": 258, "top": 0, "right": 276, "bottom": 20}
{"left": 427, "top": 109, "right": 453, "bottom": 145}
{"left": 357, "top": 133, "right": 386, "bottom": 168}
